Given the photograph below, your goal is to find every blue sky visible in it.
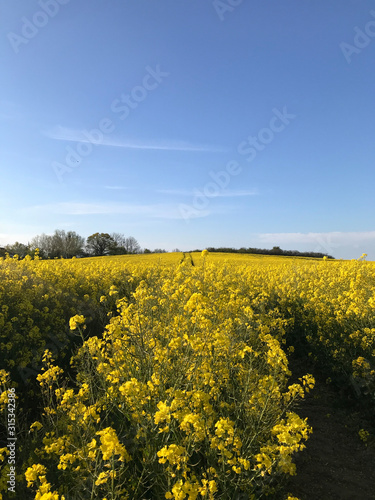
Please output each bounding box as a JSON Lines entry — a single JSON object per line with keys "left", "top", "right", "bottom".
{"left": 1, "top": 0, "right": 375, "bottom": 259}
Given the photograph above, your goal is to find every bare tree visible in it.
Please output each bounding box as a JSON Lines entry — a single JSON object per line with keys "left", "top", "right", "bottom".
{"left": 30, "top": 233, "right": 54, "bottom": 258}
{"left": 110, "top": 233, "right": 127, "bottom": 248}
{"left": 60, "top": 231, "right": 85, "bottom": 258}
{"left": 29, "top": 230, "right": 84, "bottom": 258}
{"left": 124, "top": 236, "right": 141, "bottom": 254}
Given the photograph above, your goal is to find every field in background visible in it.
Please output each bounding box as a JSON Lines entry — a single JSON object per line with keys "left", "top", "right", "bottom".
{"left": 0, "top": 251, "right": 374, "bottom": 499}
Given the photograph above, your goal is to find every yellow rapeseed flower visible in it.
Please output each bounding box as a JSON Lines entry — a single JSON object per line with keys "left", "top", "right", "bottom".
{"left": 69, "top": 314, "right": 86, "bottom": 331}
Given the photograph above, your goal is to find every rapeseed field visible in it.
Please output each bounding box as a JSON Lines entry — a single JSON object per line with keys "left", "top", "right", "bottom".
{"left": 0, "top": 251, "right": 374, "bottom": 499}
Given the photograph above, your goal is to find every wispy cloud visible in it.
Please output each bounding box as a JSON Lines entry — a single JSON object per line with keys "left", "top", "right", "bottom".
{"left": 258, "top": 231, "right": 375, "bottom": 245}
{"left": 104, "top": 186, "right": 129, "bottom": 190}
{"left": 22, "top": 202, "right": 210, "bottom": 220}
{"left": 43, "top": 126, "right": 228, "bottom": 152}
{"left": 258, "top": 231, "right": 375, "bottom": 258}
{"left": 158, "top": 188, "right": 258, "bottom": 197}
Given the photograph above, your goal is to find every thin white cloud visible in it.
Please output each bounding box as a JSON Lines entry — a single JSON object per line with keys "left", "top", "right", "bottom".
{"left": 44, "top": 126, "right": 228, "bottom": 152}
{"left": 258, "top": 231, "right": 375, "bottom": 245}
{"left": 22, "top": 202, "right": 210, "bottom": 220}
{"left": 258, "top": 231, "right": 375, "bottom": 258}
{"left": 158, "top": 188, "right": 258, "bottom": 197}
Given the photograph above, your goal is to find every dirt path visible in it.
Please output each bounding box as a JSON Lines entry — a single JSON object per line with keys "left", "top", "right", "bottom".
{"left": 285, "top": 369, "right": 375, "bottom": 500}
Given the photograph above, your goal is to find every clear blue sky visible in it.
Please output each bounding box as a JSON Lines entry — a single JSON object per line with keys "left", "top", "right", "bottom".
{"left": 1, "top": 0, "right": 375, "bottom": 259}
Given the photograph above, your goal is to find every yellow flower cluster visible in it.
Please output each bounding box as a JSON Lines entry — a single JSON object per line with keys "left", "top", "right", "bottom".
{"left": 69, "top": 314, "right": 85, "bottom": 331}
{"left": 25, "top": 463, "right": 63, "bottom": 499}
{"left": 96, "top": 427, "right": 131, "bottom": 462}
{"left": 0, "top": 251, "right": 147, "bottom": 384}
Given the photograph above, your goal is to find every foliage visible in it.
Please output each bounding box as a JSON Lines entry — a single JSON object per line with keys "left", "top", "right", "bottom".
{"left": 204, "top": 247, "right": 334, "bottom": 259}
{"left": 86, "top": 233, "right": 116, "bottom": 256}
{"left": 4, "top": 230, "right": 141, "bottom": 260}
{"left": 3, "top": 242, "right": 30, "bottom": 259}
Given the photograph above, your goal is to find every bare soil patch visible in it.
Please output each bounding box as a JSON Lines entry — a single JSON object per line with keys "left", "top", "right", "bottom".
{"left": 284, "top": 363, "right": 375, "bottom": 500}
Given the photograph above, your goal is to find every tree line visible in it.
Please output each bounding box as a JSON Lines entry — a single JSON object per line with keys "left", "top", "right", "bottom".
{"left": 0, "top": 230, "right": 144, "bottom": 259}
{"left": 198, "top": 246, "right": 335, "bottom": 259}
{"left": 0, "top": 234, "right": 335, "bottom": 260}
